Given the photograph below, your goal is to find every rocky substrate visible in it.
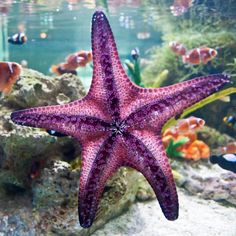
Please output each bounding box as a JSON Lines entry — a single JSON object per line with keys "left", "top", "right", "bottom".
{"left": 0, "top": 161, "right": 139, "bottom": 236}
{"left": 0, "top": 69, "right": 235, "bottom": 235}
{"left": 92, "top": 189, "right": 236, "bottom": 236}
{"left": 0, "top": 69, "right": 141, "bottom": 235}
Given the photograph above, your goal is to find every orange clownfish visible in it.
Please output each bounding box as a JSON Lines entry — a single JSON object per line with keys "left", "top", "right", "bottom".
{"left": 170, "top": 0, "right": 194, "bottom": 16}
{"left": 169, "top": 41, "right": 187, "bottom": 56}
{"left": 0, "top": 62, "right": 21, "bottom": 94}
{"left": 51, "top": 50, "right": 92, "bottom": 75}
{"left": 170, "top": 116, "right": 205, "bottom": 135}
{"left": 182, "top": 47, "right": 217, "bottom": 65}
{"left": 65, "top": 50, "right": 93, "bottom": 69}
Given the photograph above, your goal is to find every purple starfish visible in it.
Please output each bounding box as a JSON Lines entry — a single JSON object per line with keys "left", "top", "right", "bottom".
{"left": 11, "top": 11, "right": 229, "bottom": 228}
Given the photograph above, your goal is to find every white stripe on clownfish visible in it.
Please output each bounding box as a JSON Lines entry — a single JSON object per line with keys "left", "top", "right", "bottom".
{"left": 7, "top": 62, "right": 13, "bottom": 74}
{"left": 19, "top": 33, "right": 25, "bottom": 42}
{"left": 196, "top": 48, "right": 202, "bottom": 63}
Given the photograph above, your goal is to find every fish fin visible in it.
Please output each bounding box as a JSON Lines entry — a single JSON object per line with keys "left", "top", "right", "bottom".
{"left": 0, "top": 77, "right": 9, "bottom": 93}
{"left": 2, "top": 82, "right": 13, "bottom": 94}
{"left": 219, "top": 96, "right": 230, "bottom": 102}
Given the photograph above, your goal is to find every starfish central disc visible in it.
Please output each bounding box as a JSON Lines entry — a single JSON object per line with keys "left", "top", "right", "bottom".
{"left": 110, "top": 121, "right": 126, "bottom": 135}
{"left": 10, "top": 10, "right": 230, "bottom": 228}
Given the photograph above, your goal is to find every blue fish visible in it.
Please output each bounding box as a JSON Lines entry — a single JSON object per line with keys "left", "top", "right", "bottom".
{"left": 46, "top": 130, "right": 67, "bottom": 137}
{"left": 223, "top": 115, "right": 236, "bottom": 128}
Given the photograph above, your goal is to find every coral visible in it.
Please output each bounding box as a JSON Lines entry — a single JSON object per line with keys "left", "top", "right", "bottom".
{"left": 162, "top": 119, "right": 210, "bottom": 161}
{"left": 181, "top": 140, "right": 210, "bottom": 160}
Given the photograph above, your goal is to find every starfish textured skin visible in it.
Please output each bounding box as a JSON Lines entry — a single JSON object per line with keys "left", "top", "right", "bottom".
{"left": 11, "top": 11, "right": 230, "bottom": 228}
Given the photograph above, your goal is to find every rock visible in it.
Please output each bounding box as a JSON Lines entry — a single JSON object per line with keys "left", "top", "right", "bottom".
{"left": 2, "top": 68, "right": 86, "bottom": 109}
{"left": 0, "top": 68, "right": 142, "bottom": 235}
{"left": 165, "top": 126, "right": 236, "bottom": 207}
{"left": 49, "top": 165, "right": 140, "bottom": 236}
{"left": 92, "top": 190, "right": 236, "bottom": 236}
{"left": 0, "top": 161, "right": 140, "bottom": 235}
{"left": 136, "top": 174, "right": 155, "bottom": 202}
{"left": 0, "top": 68, "right": 83, "bottom": 191}
{"left": 170, "top": 159, "right": 236, "bottom": 207}
{"left": 197, "top": 126, "right": 234, "bottom": 150}
{"left": 32, "top": 160, "right": 78, "bottom": 208}
{"left": 0, "top": 118, "right": 76, "bottom": 189}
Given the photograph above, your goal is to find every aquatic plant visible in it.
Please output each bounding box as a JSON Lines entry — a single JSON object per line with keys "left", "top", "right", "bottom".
{"left": 124, "top": 59, "right": 144, "bottom": 87}
{"left": 163, "top": 87, "right": 236, "bottom": 131}
{"left": 140, "top": 0, "right": 236, "bottom": 87}
{"left": 165, "top": 137, "right": 189, "bottom": 158}
{"left": 225, "top": 58, "right": 236, "bottom": 79}
{"left": 143, "top": 31, "right": 236, "bottom": 86}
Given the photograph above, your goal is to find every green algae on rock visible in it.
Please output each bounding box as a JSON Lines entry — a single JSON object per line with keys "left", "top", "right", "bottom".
{"left": 3, "top": 68, "right": 86, "bottom": 109}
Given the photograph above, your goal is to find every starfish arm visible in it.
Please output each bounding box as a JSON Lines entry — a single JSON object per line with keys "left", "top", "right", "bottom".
{"left": 123, "top": 131, "right": 178, "bottom": 220}
{"left": 79, "top": 135, "right": 124, "bottom": 228}
{"left": 89, "top": 11, "right": 138, "bottom": 120}
{"left": 125, "top": 74, "right": 230, "bottom": 130}
{"left": 11, "top": 105, "right": 110, "bottom": 137}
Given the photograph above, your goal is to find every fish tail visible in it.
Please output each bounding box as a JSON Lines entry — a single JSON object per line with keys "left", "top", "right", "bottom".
{"left": 182, "top": 55, "right": 187, "bottom": 63}
{"left": 50, "top": 65, "right": 60, "bottom": 75}
{"left": 209, "top": 155, "right": 218, "bottom": 164}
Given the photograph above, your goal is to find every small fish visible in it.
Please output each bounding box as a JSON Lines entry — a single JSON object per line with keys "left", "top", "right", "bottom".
{"left": 210, "top": 154, "right": 236, "bottom": 173}
{"left": 8, "top": 33, "right": 27, "bottom": 45}
{"left": 223, "top": 115, "right": 236, "bottom": 127}
{"left": 65, "top": 50, "right": 93, "bottom": 68}
{"left": 50, "top": 65, "right": 77, "bottom": 76}
{"left": 46, "top": 129, "right": 68, "bottom": 137}
{"left": 20, "top": 60, "right": 28, "bottom": 68}
{"left": 0, "top": 62, "right": 21, "bottom": 94}
{"left": 219, "top": 142, "right": 236, "bottom": 154}
{"left": 169, "top": 41, "right": 187, "bottom": 56}
{"left": 170, "top": 116, "right": 205, "bottom": 135}
{"left": 50, "top": 50, "right": 92, "bottom": 75}
{"left": 137, "top": 32, "right": 150, "bottom": 40}
{"left": 170, "top": 0, "right": 194, "bottom": 16}
{"left": 29, "top": 160, "right": 45, "bottom": 179}
{"left": 131, "top": 47, "right": 140, "bottom": 61}
{"left": 182, "top": 47, "right": 217, "bottom": 65}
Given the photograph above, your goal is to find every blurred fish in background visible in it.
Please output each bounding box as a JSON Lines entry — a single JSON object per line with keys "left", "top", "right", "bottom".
{"left": 50, "top": 50, "right": 92, "bottom": 75}
{"left": 170, "top": 0, "right": 194, "bottom": 16}
{"left": 0, "top": 61, "right": 21, "bottom": 93}
{"left": 210, "top": 153, "right": 236, "bottom": 173}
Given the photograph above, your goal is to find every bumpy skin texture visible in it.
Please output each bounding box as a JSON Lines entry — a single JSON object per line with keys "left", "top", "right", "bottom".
{"left": 11, "top": 11, "right": 230, "bottom": 228}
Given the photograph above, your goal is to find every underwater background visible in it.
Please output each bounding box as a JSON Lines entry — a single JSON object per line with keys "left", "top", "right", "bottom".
{"left": 0, "top": 0, "right": 236, "bottom": 235}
